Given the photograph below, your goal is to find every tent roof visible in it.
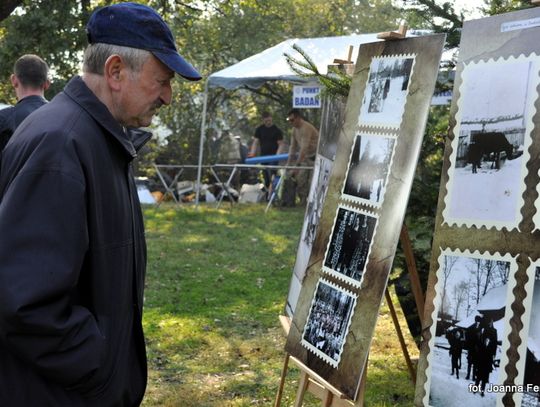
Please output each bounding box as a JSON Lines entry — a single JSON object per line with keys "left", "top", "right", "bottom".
{"left": 207, "top": 31, "right": 431, "bottom": 90}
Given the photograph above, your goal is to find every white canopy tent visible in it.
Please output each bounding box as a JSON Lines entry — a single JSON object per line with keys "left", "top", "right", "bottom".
{"left": 195, "top": 31, "right": 432, "bottom": 203}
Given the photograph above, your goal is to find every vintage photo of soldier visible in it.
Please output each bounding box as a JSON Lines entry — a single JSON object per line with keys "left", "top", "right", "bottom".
{"left": 358, "top": 55, "right": 415, "bottom": 128}
{"left": 301, "top": 278, "right": 357, "bottom": 367}
{"left": 444, "top": 56, "right": 539, "bottom": 230}
{"left": 342, "top": 132, "right": 396, "bottom": 206}
{"left": 425, "top": 249, "right": 515, "bottom": 407}
{"left": 322, "top": 205, "right": 377, "bottom": 287}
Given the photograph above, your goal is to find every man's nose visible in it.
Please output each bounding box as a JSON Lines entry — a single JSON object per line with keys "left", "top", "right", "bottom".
{"left": 160, "top": 83, "right": 172, "bottom": 106}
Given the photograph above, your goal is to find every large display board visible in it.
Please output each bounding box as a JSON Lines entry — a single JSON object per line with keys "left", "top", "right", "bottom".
{"left": 285, "top": 34, "right": 445, "bottom": 400}
{"left": 414, "top": 8, "right": 540, "bottom": 407}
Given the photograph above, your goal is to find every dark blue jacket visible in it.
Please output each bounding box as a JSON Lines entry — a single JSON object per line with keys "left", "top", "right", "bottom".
{"left": 0, "top": 94, "right": 48, "bottom": 151}
{"left": 0, "top": 76, "right": 150, "bottom": 406}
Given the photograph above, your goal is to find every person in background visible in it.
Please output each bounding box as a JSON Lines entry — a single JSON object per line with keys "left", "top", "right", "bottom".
{"left": 0, "top": 54, "right": 50, "bottom": 151}
{"left": 465, "top": 315, "right": 482, "bottom": 381}
{"left": 0, "top": 3, "right": 201, "bottom": 406}
{"left": 249, "top": 111, "right": 284, "bottom": 190}
{"left": 286, "top": 108, "right": 319, "bottom": 205}
{"left": 448, "top": 329, "right": 463, "bottom": 379}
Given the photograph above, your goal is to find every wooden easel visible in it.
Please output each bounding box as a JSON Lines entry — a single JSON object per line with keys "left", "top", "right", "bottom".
{"left": 275, "top": 224, "right": 425, "bottom": 407}
{"left": 275, "top": 27, "right": 422, "bottom": 405}
{"left": 377, "top": 21, "right": 408, "bottom": 40}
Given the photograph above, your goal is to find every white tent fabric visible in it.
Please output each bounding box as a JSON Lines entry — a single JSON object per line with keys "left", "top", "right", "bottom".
{"left": 195, "top": 31, "right": 433, "bottom": 203}
{"left": 208, "top": 34, "right": 378, "bottom": 90}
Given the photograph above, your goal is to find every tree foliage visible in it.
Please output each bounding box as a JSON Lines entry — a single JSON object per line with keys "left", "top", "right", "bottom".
{"left": 0, "top": 0, "right": 401, "bottom": 175}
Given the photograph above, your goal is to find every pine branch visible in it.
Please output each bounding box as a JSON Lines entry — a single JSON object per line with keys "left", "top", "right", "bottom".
{"left": 284, "top": 43, "right": 351, "bottom": 98}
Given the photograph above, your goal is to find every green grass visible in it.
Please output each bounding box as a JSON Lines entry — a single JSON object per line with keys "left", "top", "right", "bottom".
{"left": 140, "top": 203, "right": 418, "bottom": 407}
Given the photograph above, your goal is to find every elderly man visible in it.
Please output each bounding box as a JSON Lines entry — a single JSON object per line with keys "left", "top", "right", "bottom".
{"left": 0, "top": 54, "right": 50, "bottom": 150}
{"left": 0, "top": 3, "right": 200, "bottom": 406}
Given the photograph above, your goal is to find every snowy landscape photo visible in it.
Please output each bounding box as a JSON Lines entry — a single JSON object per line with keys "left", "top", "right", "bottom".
{"left": 342, "top": 133, "right": 396, "bottom": 207}
{"left": 293, "top": 156, "right": 332, "bottom": 283}
{"left": 515, "top": 264, "right": 540, "bottom": 407}
{"left": 322, "top": 205, "right": 377, "bottom": 287}
{"left": 358, "top": 55, "right": 415, "bottom": 128}
{"left": 443, "top": 56, "right": 540, "bottom": 230}
{"left": 424, "top": 249, "right": 516, "bottom": 407}
{"left": 301, "top": 278, "right": 357, "bottom": 368}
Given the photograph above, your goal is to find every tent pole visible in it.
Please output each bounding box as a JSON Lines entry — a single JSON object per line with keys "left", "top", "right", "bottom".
{"left": 195, "top": 80, "right": 209, "bottom": 206}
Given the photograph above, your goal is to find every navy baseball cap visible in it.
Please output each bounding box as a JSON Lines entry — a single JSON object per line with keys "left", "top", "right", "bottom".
{"left": 86, "top": 2, "right": 201, "bottom": 81}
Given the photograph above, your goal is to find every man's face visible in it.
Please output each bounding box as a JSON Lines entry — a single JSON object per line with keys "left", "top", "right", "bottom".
{"left": 117, "top": 55, "right": 174, "bottom": 128}
{"left": 287, "top": 114, "right": 299, "bottom": 128}
{"left": 262, "top": 116, "right": 272, "bottom": 127}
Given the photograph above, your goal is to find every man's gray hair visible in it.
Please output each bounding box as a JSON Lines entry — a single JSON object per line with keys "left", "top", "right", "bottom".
{"left": 83, "top": 43, "right": 151, "bottom": 75}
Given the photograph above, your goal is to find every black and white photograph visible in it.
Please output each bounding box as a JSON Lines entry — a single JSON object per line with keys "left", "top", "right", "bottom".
{"left": 318, "top": 96, "right": 347, "bottom": 160}
{"left": 358, "top": 55, "right": 415, "bottom": 128}
{"left": 514, "top": 263, "right": 540, "bottom": 407}
{"left": 443, "top": 56, "right": 539, "bottom": 230}
{"left": 301, "top": 278, "right": 357, "bottom": 368}
{"left": 424, "top": 249, "right": 515, "bottom": 407}
{"left": 286, "top": 156, "right": 333, "bottom": 317}
{"left": 342, "top": 132, "right": 396, "bottom": 206}
{"left": 322, "top": 205, "right": 377, "bottom": 287}
{"left": 323, "top": 205, "right": 377, "bottom": 287}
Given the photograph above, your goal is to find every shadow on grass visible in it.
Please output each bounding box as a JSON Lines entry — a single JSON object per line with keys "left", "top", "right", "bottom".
{"left": 141, "top": 203, "right": 305, "bottom": 406}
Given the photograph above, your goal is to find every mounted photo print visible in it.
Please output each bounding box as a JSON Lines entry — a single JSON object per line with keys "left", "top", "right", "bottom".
{"left": 416, "top": 7, "right": 540, "bottom": 407}
{"left": 358, "top": 55, "right": 416, "bottom": 129}
{"left": 292, "top": 156, "right": 333, "bottom": 284}
{"left": 342, "top": 132, "right": 396, "bottom": 207}
{"left": 286, "top": 34, "right": 445, "bottom": 401}
{"left": 422, "top": 249, "right": 516, "bottom": 407}
{"left": 322, "top": 205, "right": 378, "bottom": 288}
{"left": 301, "top": 278, "right": 357, "bottom": 368}
{"left": 443, "top": 55, "right": 539, "bottom": 231}
{"left": 513, "top": 261, "right": 540, "bottom": 407}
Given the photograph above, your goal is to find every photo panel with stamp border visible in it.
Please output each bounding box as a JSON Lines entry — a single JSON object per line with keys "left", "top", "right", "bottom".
{"left": 358, "top": 55, "right": 416, "bottom": 129}
{"left": 322, "top": 205, "right": 378, "bottom": 288}
{"left": 342, "top": 132, "right": 396, "bottom": 207}
{"left": 423, "top": 249, "right": 516, "bottom": 407}
{"left": 513, "top": 260, "right": 540, "bottom": 407}
{"left": 301, "top": 278, "right": 357, "bottom": 368}
{"left": 287, "top": 34, "right": 445, "bottom": 402}
{"left": 443, "top": 55, "right": 539, "bottom": 231}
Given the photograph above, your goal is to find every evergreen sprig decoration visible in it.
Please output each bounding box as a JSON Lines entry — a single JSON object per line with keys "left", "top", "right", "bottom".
{"left": 284, "top": 43, "right": 352, "bottom": 99}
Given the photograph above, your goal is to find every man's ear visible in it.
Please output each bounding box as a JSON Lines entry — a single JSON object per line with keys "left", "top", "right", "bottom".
{"left": 10, "top": 74, "right": 19, "bottom": 89}
{"left": 104, "top": 54, "right": 125, "bottom": 91}
{"left": 43, "top": 79, "right": 51, "bottom": 91}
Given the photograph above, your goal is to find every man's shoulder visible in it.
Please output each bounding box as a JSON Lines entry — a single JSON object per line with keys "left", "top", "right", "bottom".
{"left": 305, "top": 121, "right": 319, "bottom": 134}
{"left": 271, "top": 124, "right": 283, "bottom": 136}
{"left": 0, "top": 105, "right": 14, "bottom": 122}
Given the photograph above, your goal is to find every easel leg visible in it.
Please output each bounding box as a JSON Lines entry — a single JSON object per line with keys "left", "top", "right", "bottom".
{"left": 321, "top": 389, "right": 333, "bottom": 407}
{"left": 294, "top": 372, "right": 310, "bottom": 407}
{"left": 274, "top": 353, "right": 290, "bottom": 407}
{"left": 399, "top": 224, "right": 425, "bottom": 320}
{"left": 385, "top": 288, "right": 416, "bottom": 383}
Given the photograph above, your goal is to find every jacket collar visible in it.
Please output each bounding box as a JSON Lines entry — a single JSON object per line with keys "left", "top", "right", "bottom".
{"left": 16, "top": 95, "right": 48, "bottom": 106}
{"left": 63, "top": 76, "right": 152, "bottom": 158}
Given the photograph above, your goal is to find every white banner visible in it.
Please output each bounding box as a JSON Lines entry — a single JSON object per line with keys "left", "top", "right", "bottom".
{"left": 293, "top": 85, "right": 321, "bottom": 108}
